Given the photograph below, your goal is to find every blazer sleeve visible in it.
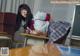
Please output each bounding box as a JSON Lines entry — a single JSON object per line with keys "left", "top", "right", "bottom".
{"left": 15, "top": 15, "right": 21, "bottom": 31}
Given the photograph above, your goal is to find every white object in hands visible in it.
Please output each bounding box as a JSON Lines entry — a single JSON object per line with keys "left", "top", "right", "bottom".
{"left": 34, "top": 20, "right": 49, "bottom": 32}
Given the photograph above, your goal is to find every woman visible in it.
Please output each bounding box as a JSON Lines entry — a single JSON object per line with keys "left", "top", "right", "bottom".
{"left": 14, "top": 4, "right": 33, "bottom": 41}
{"left": 16, "top": 4, "right": 33, "bottom": 31}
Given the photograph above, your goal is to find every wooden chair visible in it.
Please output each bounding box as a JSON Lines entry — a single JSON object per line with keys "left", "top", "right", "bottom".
{"left": 0, "top": 12, "right": 16, "bottom": 48}
{"left": 0, "top": 32, "right": 12, "bottom": 48}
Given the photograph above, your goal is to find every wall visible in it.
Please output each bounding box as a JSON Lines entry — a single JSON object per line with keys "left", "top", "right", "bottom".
{"left": 51, "top": 4, "right": 75, "bottom": 23}
{"left": 0, "top": 0, "right": 75, "bottom": 23}
{"left": 0, "top": 0, "right": 2, "bottom": 11}
{"left": 0, "top": 0, "right": 35, "bottom": 13}
{"left": 30, "top": 0, "right": 75, "bottom": 24}
{"left": 27, "top": 0, "right": 35, "bottom": 12}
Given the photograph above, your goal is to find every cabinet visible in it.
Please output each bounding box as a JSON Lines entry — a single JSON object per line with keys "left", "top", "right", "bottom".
{"left": 0, "top": 12, "right": 16, "bottom": 35}
{"left": 71, "top": 5, "right": 80, "bottom": 40}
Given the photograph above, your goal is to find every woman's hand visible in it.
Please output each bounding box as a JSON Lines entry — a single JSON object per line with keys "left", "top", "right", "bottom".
{"left": 26, "top": 27, "right": 33, "bottom": 34}
{"left": 26, "top": 29, "right": 29, "bottom": 34}
{"left": 30, "top": 30, "right": 37, "bottom": 34}
{"left": 25, "top": 27, "right": 30, "bottom": 34}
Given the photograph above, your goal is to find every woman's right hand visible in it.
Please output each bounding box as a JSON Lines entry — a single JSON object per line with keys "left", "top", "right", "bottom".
{"left": 30, "top": 30, "right": 37, "bottom": 34}
{"left": 26, "top": 29, "right": 29, "bottom": 34}
{"left": 26, "top": 27, "right": 32, "bottom": 34}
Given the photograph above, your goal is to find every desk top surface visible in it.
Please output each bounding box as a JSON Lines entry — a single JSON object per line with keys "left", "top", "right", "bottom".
{"left": 1, "top": 45, "right": 80, "bottom": 56}
{"left": 20, "top": 33, "right": 48, "bottom": 39}
{"left": 9, "top": 44, "right": 60, "bottom": 56}
{"left": 9, "top": 47, "right": 31, "bottom": 56}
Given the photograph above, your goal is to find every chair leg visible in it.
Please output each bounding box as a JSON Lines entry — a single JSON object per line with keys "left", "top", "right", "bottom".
{"left": 15, "top": 43, "right": 19, "bottom": 48}
{"left": 15, "top": 43, "right": 25, "bottom": 48}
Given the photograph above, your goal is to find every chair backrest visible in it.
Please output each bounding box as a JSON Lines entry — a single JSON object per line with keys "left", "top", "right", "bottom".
{"left": 0, "top": 12, "right": 16, "bottom": 35}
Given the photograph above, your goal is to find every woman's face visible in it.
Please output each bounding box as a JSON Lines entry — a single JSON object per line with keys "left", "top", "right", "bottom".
{"left": 21, "top": 9, "right": 27, "bottom": 18}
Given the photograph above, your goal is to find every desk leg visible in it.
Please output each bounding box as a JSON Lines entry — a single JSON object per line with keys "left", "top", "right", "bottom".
{"left": 24, "top": 38, "right": 28, "bottom": 47}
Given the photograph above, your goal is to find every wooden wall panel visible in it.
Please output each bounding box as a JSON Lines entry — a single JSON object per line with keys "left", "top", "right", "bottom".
{"left": 0, "top": 12, "right": 16, "bottom": 35}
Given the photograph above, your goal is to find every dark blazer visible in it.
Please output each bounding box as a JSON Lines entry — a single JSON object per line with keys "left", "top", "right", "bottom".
{"left": 16, "top": 14, "right": 33, "bottom": 31}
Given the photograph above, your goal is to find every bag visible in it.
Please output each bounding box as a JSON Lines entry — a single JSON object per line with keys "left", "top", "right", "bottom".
{"left": 34, "top": 20, "right": 49, "bottom": 32}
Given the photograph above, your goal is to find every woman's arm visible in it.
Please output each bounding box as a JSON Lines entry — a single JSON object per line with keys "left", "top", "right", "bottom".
{"left": 25, "top": 14, "right": 34, "bottom": 30}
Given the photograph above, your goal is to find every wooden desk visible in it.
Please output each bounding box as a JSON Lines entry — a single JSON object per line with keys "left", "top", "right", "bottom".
{"left": 20, "top": 33, "right": 48, "bottom": 47}
{"left": 9, "top": 47, "right": 31, "bottom": 56}
{"left": 0, "top": 47, "right": 31, "bottom": 56}
{"left": 9, "top": 44, "right": 61, "bottom": 56}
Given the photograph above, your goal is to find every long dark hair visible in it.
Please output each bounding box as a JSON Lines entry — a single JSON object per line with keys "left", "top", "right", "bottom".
{"left": 16, "top": 4, "right": 33, "bottom": 31}
{"left": 17, "top": 4, "right": 33, "bottom": 21}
